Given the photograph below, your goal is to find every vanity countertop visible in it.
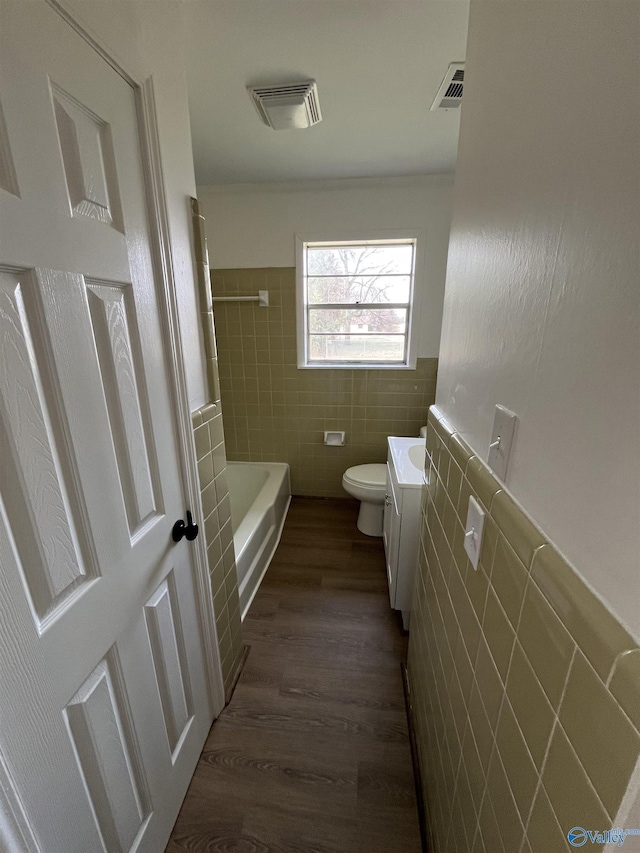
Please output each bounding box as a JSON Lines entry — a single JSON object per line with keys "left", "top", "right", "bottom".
{"left": 387, "top": 437, "right": 427, "bottom": 489}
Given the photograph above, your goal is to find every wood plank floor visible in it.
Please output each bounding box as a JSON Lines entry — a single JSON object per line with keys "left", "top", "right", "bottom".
{"left": 166, "top": 497, "right": 422, "bottom": 853}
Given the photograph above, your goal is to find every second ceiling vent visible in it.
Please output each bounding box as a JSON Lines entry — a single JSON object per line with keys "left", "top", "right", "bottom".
{"left": 431, "top": 63, "right": 465, "bottom": 110}
{"left": 248, "top": 81, "right": 322, "bottom": 130}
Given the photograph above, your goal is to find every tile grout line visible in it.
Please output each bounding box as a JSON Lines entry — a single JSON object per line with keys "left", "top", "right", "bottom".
{"left": 520, "top": 643, "right": 578, "bottom": 850}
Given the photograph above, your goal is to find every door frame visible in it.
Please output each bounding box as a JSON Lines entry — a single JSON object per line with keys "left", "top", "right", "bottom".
{"left": 0, "top": 4, "right": 225, "bottom": 847}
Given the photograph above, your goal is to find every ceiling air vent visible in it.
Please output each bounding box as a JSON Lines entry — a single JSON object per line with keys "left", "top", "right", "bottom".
{"left": 430, "top": 63, "right": 465, "bottom": 111}
{"left": 248, "top": 81, "right": 322, "bottom": 130}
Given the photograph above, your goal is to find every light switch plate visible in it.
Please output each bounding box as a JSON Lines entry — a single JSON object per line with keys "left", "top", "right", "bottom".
{"left": 488, "top": 405, "right": 518, "bottom": 481}
{"left": 464, "top": 496, "right": 485, "bottom": 571}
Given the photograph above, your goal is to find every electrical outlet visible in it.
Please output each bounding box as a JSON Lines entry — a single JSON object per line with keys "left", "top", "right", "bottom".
{"left": 488, "top": 405, "right": 518, "bottom": 481}
{"left": 463, "top": 496, "right": 485, "bottom": 570}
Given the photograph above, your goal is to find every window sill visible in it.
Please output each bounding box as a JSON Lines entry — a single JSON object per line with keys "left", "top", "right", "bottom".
{"left": 297, "top": 362, "right": 417, "bottom": 370}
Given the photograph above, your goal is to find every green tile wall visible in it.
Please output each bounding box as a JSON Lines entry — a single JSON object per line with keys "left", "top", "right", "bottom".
{"left": 211, "top": 267, "right": 437, "bottom": 497}
{"left": 191, "top": 199, "right": 243, "bottom": 700}
{"left": 407, "top": 406, "right": 640, "bottom": 853}
{"left": 192, "top": 404, "right": 244, "bottom": 699}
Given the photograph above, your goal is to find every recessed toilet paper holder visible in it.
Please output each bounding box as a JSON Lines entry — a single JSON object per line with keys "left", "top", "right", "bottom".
{"left": 324, "top": 431, "right": 345, "bottom": 446}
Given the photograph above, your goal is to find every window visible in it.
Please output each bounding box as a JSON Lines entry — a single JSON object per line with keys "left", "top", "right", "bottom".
{"left": 296, "top": 234, "right": 422, "bottom": 369}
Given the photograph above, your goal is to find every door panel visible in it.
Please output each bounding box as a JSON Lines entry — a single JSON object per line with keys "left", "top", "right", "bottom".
{"left": 0, "top": 268, "right": 98, "bottom": 625}
{"left": 0, "top": 3, "right": 214, "bottom": 850}
{"left": 51, "top": 82, "right": 125, "bottom": 231}
{"left": 144, "top": 574, "right": 194, "bottom": 758}
{"left": 64, "top": 651, "right": 151, "bottom": 853}
{"left": 85, "top": 278, "right": 162, "bottom": 537}
{"left": 0, "top": 99, "right": 20, "bottom": 197}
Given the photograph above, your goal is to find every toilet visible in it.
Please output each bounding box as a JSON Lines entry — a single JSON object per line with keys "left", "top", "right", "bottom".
{"left": 342, "top": 427, "right": 428, "bottom": 537}
{"left": 342, "top": 463, "right": 387, "bottom": 536}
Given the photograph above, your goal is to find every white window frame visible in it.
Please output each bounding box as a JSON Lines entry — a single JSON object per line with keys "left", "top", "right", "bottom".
{"left": 295, "top": 230, "right": 426, "bottom": 370}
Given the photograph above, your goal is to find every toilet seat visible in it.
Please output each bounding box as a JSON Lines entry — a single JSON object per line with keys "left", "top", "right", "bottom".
{"left": 343, "top": 463, "right": 386, "bottom": 490}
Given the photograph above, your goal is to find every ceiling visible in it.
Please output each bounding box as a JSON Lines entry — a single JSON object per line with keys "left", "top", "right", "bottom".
{"left": 183, "top": 0, "right": 470, "bottom": 186}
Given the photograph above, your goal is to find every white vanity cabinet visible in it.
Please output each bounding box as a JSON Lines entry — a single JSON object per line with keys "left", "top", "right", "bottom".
{"left": 383, "top": 437, "right": 426, "bottom": 630}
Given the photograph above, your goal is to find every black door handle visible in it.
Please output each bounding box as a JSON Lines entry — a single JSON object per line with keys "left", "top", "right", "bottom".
{"left": 172, "top": 510, "right": 199, "bottom": 543}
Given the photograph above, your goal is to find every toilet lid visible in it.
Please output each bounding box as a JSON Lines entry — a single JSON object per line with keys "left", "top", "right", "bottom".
{"left": 343, "top": 463, "right": 387, "bottom": 487}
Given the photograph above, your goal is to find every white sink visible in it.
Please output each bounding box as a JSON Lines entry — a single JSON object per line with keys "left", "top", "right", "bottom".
{"left": 387, "top": 437, "right": 426, "bottom": 488}
{"left": 408, "top": 443, "right": 426, "bottom": 471}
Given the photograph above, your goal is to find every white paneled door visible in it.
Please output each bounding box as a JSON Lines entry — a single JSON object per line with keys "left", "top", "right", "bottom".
{"left": 0, "top": 4, "right": 216, "bottom": 851}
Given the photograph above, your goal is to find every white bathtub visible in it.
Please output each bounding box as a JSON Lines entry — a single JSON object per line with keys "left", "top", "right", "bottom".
{"left": 226, "top": 461, "right": 291, "bottom": 619}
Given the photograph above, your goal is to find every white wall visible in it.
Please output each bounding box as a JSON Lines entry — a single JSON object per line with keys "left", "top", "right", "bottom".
{"left": 436, "top": 1, "right": 640, "bottom": 638}
{"left": 199, "top": 175, "right": 454, "bottom": 357}
{"left": 62, "top": 0, "right": 208, "bottom": 411}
